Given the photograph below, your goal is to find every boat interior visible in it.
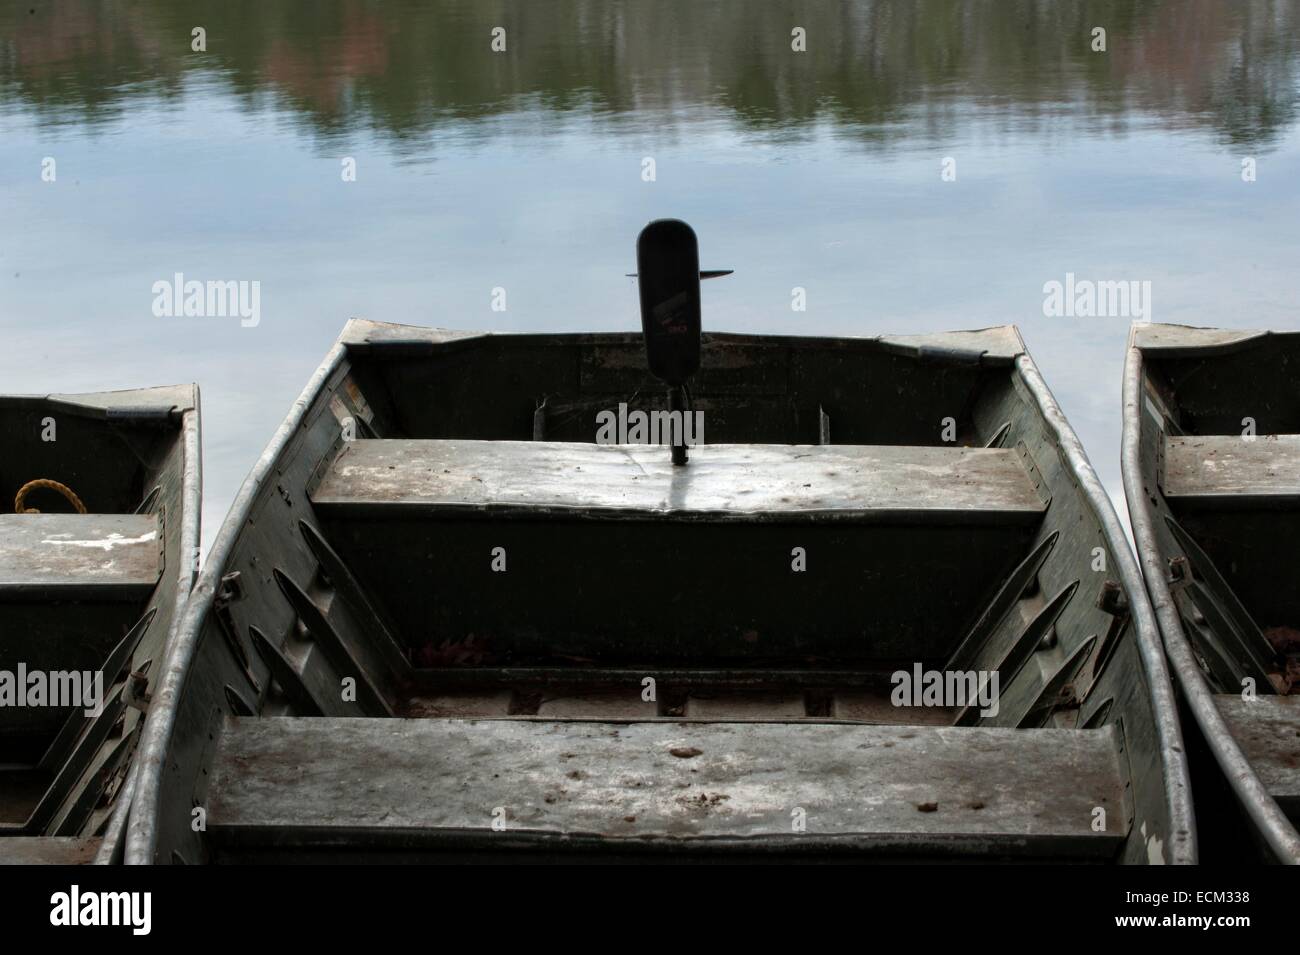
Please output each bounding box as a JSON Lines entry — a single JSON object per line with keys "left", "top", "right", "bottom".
{"left": 0, "top": 386, "right": 197, "bottom": 864}
{"left": 143, "top": 321, "right": 1179, "bottom": 863}
{"left": 1130, "top": 326, "right": 1300, "bottom": 832}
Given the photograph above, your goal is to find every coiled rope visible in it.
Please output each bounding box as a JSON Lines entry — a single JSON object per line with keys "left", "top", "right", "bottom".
{"left": 14, "top": 479, "right": 87, "bottom": 514}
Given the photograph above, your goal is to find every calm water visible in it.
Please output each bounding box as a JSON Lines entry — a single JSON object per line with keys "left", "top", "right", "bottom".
{"left": 3, "top": 1, "right": 1300, "bottom": 551}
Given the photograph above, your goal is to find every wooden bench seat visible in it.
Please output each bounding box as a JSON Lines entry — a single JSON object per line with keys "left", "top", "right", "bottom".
{"left": 310, "top": 439, "right": 1047, "bottom": 524}
{"left": 0, "top": 837, "right": 101, "bottom": 865}
{"left": 0, "top": 513, "right": 160, "bottom": 760}
{"left": 1163, "top": 434, "right": 1300, "bottom": 506}
{"left": 207, "top": 717, "right": 1128, "bottom": 860}
{"left": 0, "top": 513, "right": 161, "bottom": 599}
{"left": 305, "top": 440, "right": 1046, "bottom": 666}
{"left": 1214, "top": 695, "right": 1300, "bottom": 819}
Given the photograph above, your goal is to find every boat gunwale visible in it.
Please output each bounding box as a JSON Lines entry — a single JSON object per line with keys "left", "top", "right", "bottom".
{"left": 1015, "top": 350, "right": 1195, "bottom": 865}
{"left": 95, "top": 392, "right": 202, "bottom": 864}
{"left": 1122, "top": 323, "right": 1300, "bottom": 863}
{"left": 336, "top": 319, "right": 1028, "bottom": 365}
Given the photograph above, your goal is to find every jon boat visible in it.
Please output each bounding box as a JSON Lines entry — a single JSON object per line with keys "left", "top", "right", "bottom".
{"left": 0, "top": 386, "right": 200, "bottom": 865}
{"left": 1123, "top": 324, "right": 1300, "bottom": 863}
{"left": 127, "top": 225, "right": 1191, "bottom": 864}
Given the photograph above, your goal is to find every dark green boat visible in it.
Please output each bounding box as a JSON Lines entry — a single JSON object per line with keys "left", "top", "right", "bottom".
{"left": 0, "top": 386, "right": 200, "bottom": 864}
{"left": 126, "top": 317, "right": 1192, "bottom": 863}
{"left": 1123, "top": 324, "right": 1300, "bottom": 863}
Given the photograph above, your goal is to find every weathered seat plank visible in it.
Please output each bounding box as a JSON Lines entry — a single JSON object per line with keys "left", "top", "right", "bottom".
{"left": 0, "top": 514, "right": 161, "bottom": 598}
{"left": 0, "top": 837, "right": 102, "bottom": 865}
{"left": 1163, "top": 434, "right": 1300, "bottom": 505}
{"left": 310, "top": 439, "right": 1046, "bottom": 523}
{"left": 1214, "top": 695, "right": 1300, "bottom": 818}
{"left": 207, "top": 717, "right": 1127, "bottom": 858}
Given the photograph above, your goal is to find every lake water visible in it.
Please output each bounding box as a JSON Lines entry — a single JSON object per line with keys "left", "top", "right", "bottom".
{"left": 3, "top": 1, "right": 1299, "bottom": 551}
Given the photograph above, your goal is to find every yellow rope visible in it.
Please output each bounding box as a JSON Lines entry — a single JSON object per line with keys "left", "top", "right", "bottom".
{"left": 14, "top": 479, "right": 87, "bottom": 515}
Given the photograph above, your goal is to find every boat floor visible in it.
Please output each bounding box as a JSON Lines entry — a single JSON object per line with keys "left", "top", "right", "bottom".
{"left": 0, "top": 769, "right": 51, "bottom": 829}
{"left": 398, "top": 680, "right": 956, "bottom": 724}
{"left": 205, "top": 717, "right": 1129, "bottom": 862}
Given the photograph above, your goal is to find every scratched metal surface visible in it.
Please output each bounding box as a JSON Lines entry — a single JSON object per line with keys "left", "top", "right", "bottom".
{"left": 1129, "top": 324, "right": 1271, "bottom": 356}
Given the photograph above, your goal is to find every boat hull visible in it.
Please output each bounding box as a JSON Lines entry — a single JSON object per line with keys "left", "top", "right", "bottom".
{"left": 1123, "top": 323, "right": 1300, "bottom": 863}
{"left": 0, "top": 385, "right": 200, "bottom": 864}
{"left": 130, "top": 323, "right": 1189, "bottom": 864}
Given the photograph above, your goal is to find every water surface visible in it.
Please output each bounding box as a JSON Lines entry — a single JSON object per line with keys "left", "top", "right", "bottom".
{"left": 3, "top": 1, "right": 1299, "bottom": 549}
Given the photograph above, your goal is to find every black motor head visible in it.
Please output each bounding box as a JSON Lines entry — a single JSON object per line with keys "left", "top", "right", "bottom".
{"left": 636, "top": 219, "right": 702, "bottom": 387}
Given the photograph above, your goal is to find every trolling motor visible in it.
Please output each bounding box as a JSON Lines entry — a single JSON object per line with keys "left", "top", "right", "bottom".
{"left": 633, "top": 219, "right": 731, "bottom": 465}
